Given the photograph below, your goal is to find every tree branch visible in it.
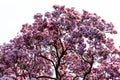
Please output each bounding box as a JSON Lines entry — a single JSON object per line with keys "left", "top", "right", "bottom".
{"left": 83, "top": 55, "right": 94, "bottom": 80}
{"left": 33, "top": 75, "right": 56, "bottom": 79}
{"left": 54, "top": 42, "right": 59, "bottom": 58}
{"left": 39, "top": 55, "right": 55, "bottom": 68}
{"left": 53, "top": 39, "right": 68, "bottom": 80}
{"left": 59, "top": 38, "right": 64, "bottom": 52}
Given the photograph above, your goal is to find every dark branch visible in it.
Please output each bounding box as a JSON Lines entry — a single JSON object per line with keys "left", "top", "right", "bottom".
{"left": 59, "top": 48, "right": 67, "bottom": 59}
{"left": 83, "top": 55, "right": 94, "bottom": 80}
{"left": 33, "top": 76, "right": 56, "bottom": 79}
{"left": 54, "top": 42, "right": 59, "bottom": 58}
{"left": 39, "top": 55, "right": 56, "bottom": 68}
{"left": 54, "top": 39, "right": 68, "bottom": 80}
{"left": 59, "top": 38, "right": 64, "bottom": 52}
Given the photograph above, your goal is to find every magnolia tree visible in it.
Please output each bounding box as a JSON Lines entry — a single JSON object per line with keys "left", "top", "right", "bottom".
{"left": 0, "top": 5, "right": 120, "bottom": 80}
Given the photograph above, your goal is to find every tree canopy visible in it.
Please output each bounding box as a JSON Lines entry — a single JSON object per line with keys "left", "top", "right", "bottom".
{"left": 0, "top": 5, "right": 120, "bottom": 80}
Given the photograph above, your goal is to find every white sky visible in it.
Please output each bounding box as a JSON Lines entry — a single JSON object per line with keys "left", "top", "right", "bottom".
{"left": 0, "top": 0, "right": 120, "bottom": 48}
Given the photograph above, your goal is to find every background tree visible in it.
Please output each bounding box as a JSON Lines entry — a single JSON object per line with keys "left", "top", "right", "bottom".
{"left": 0, "top": 5, "right": 120, "bottom": 80}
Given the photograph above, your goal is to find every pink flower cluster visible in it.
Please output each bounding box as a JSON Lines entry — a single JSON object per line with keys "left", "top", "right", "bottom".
{"left": 0, "top": 5, "right": 120, "bottom": 80}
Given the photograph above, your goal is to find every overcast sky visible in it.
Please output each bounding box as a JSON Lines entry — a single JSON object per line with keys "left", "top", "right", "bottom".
{"left": 0, "top": 0, "right": 120, "bottom": 48}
